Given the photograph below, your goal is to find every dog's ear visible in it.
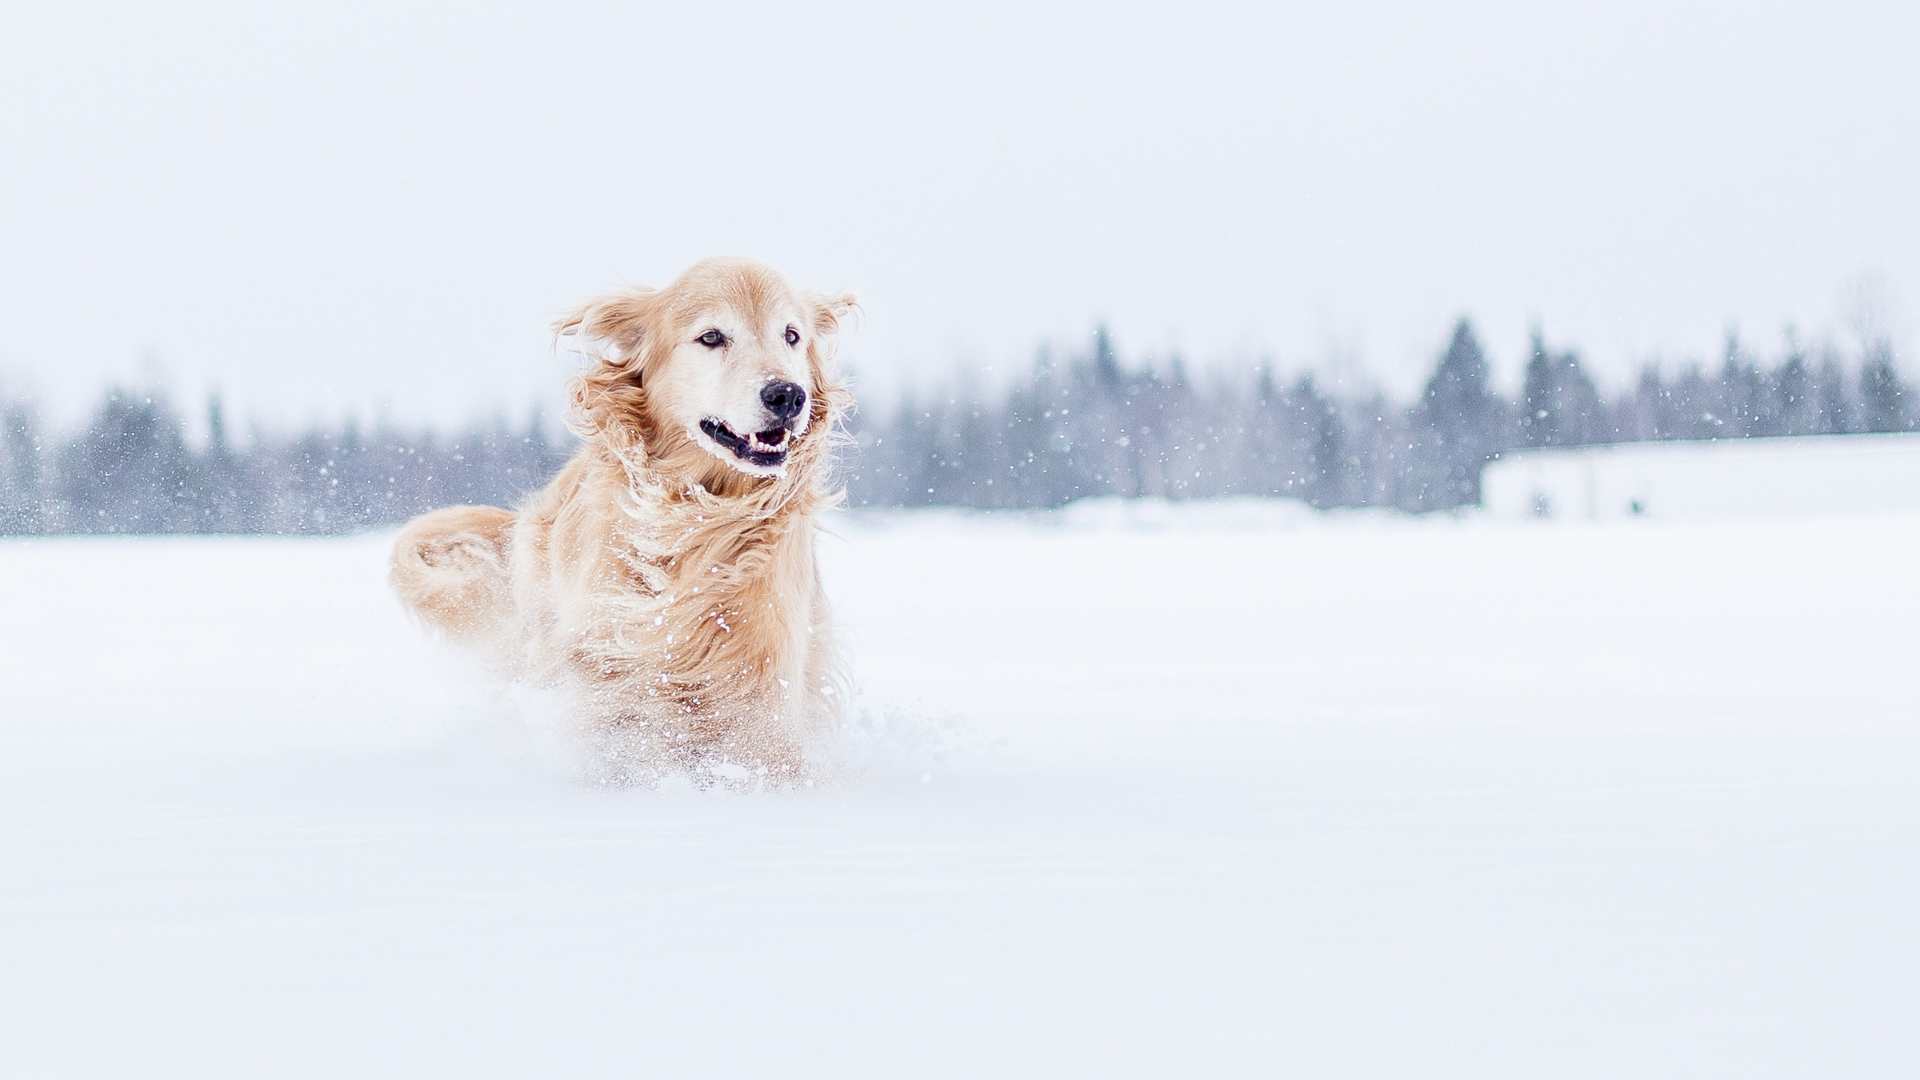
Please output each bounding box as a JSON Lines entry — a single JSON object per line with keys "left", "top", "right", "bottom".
{"left": 555, "top": 287, "right": 660, "bottom": 444}
{"left": 554, "top": 287, "right": 659, "bottom": 373}
{"left": 809, "top": 290, "right": 860, "bottom": 340}
{"left": 802, "top": 290, "right": 858, "bottom": 433}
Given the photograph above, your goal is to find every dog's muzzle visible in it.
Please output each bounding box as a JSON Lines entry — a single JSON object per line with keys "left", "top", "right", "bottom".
{"left": 700, "top": 384, "right": 807, "bottom": 470}
{"left": 700, "top": 418, "right": 793, "bottom": 469}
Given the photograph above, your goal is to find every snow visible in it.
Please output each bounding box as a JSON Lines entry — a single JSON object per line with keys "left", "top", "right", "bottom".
{"left": 1482, "top": 431, "right": 1920, "bottom": 521}
{"left": 2, "top": 504, "right": 1917, "bottom": 1077}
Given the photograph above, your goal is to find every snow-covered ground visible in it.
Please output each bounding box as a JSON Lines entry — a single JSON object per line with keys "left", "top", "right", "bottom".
{"left": 3, "top": 501, "right": 1917, "bottom": 1078}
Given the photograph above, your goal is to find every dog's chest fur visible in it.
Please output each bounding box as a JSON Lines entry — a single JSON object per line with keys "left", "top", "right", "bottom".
{"left": 513, "top": 454, "right": 825, "bottom": 742}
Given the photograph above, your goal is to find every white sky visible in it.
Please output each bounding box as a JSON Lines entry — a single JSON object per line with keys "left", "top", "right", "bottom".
{"left": 1, "top": 0, "right": 1915, "bottom": 428}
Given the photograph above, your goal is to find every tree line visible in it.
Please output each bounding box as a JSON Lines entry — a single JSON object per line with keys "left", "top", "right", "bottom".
{"left": 1, "top": 320, "right": 1912, "bottom": 534}
{"left": 0, "top": 394, "right": 567, "bottom": 535}
{"left": 843, "top": 323, "right": 1914, "bottom": 511}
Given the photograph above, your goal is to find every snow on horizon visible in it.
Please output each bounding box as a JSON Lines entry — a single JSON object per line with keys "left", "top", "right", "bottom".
{"left": 2, "top": 502, "right": 1916, "bottom": 1076}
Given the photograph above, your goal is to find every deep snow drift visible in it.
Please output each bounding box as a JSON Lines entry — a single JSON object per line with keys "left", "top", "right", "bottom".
{"left": 2, "top": 501, "right": 1916, "bottom": 1077}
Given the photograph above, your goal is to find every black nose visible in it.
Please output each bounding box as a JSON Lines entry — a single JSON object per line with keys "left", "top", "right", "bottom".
{"left": 761, "top": 381, "right": 807, "bottom": 421}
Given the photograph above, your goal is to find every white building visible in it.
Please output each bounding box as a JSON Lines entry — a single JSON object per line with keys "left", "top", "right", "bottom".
{"left": 1480, "top": 432, "right": 1920, "bottom": 521}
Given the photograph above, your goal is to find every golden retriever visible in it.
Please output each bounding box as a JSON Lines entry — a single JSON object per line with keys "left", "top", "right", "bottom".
{"left": 389, "top": 257, "right": 855, "bottom": 786}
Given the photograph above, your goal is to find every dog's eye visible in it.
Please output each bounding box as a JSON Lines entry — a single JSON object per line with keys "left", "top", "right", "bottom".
{"left": 697, "top": 329, "right": 727, "bottom": 349}
{"left": 784, "top": 325, "right": 801, "bottom": 347}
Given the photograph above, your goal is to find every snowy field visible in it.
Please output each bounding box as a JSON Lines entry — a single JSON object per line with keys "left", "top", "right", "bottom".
{"left": 3, "top": 500, "right": 1917, "bottom": 1078}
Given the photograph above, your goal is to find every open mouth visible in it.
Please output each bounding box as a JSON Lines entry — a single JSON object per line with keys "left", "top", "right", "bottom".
{"left": 699, "top": 418, "right": 791, "bottom": 469}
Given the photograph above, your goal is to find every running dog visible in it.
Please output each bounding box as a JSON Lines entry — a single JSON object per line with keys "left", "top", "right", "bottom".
{"left": 389, "top": 257, "right": 855, "bottom": 784}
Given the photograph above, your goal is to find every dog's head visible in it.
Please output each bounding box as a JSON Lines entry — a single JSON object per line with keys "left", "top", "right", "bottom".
{"left": 558, "top": 257, "right": 855, "bottom": 487}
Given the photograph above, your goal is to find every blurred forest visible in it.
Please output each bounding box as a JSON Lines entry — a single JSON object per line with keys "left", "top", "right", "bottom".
{"left": 1, "top": 320, "right": 1912, "bottom": 534}
{"left": 0, "top": 398, "right": 566, "bottom": 535}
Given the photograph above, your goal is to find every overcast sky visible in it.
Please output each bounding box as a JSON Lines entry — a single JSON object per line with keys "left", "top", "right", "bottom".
{"left": 1, "top": 0, "right": 1915, "bottom": 427}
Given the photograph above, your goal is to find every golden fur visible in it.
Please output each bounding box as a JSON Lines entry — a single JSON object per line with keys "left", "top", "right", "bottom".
{"left": 389, "top": 257, "right": 856, "bottom": 785}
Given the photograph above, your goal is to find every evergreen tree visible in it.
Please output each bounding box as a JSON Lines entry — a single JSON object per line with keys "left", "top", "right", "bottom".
{"left": 0, "top": 399, "right": 45, "bottom": 534}
{"left": 1407, "top": 318, "right": 1506, "bottom": 507}
{"left": 1812, "top": 350, "right": 1855, "bottom": 434}
{"left": 1858, "top": 340, "right": 1913, "bottom": 432}
{"left": 1615, "top": 367, "right": 1667, "bottom": 442}
{"left": 1289, "top": 373, "right": 1352, "bottom": 508}
{"left": 1773, "top": 339, "right": 1817, "bottom": 437}
{"left": 1717, "top": 331, "right": 1775, "bottom": 437}
{"left": 198, "top": 395, "right": 253, "bottom": 532}
{"left": 1517, "top": 331, "right": 1605, "bottom": 447}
